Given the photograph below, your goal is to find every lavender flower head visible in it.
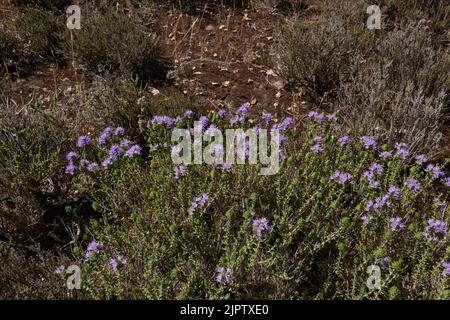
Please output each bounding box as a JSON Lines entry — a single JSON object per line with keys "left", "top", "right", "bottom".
{"left": 217, "top": 109, "right": 227, "bottom": 119}
{"left": 188, "top": 193, "right": 209, "bottom": 216}
{"left": 114, "top": 127, "right": 125, "bottom": 136}
{"left": 199, "top": 116, "right": 210, "bottom": 129}
{"left": 415, "top": 154, "right": 427, "bottom": 165}
{"left": 109, "top": 258, "right": 118, "bottom": 273}
{"left": 311, "top": 144, "right": 324, "bottom": 153}
{"left": 65, "top": 162, "right": 77, "bottom": 175}
{"left": 330, "top": 171, "right": 353, "bottom": 184}
{"left": 424, "top": 218, "right": 447, "bottom": 242}
{"left": 379, "top": 151, "right": 392, "bottom": 159}
{"left": 87, "top": 162, "right": 98, "bottom": 172}
{"left": 389, "top": 216, "right": 405, "bottom": 231}
{"left": 66, "top": 151, "right": 78, "bottom": 162}
{"left": 125, "top": 144, "right": 142, "bottom": 157}
{"left": 102, "top": 158, "right": 112, "bottom": 169}
{"left": 98, "top": 127, "right": 114, "bottom": 145}
{"left": 405, "top": 178, "right": 421, "bottom": 193}
{"left": 394, "top": 142, "right": 410, "bottom": 159}
{"left": 151, "top": 115, "right": 175, "bottom": 128}
{"left": 261, "top": 112, "right": 273, "bottom": 124}
{"left": 278, "top": 117, "right": 294, "bottom": 131}
{"left": 307, "top": 111, "right": 325, "bottom": 123}
{"left": 360, "top": 136, "right": 377, "bottom": 150}
{"left": 184, "top": 110, "right": 193, "bottom": 118}
{"left": 53, "top": 264, "right": 65, "bottom": 274}
{"left": 76, "top": 136, "right": 91, "bottom": 148}
{"left": 236, "top": 102, "right": 250, "bottom": 117}
{"left": 84, "top": 240, "right": 103, "bottom": 261}
{"left": 338, "top": 136, "right": 351, "bottom": 146}
{"left": 361, "top": 214, "right": 374, "bottom": 224}
{"left": 216, "top": 267, "right": 233, "bottom": 285}
{"left": 109, "top": 144, "right": 124, "bottom": 160}
{"left": 252, "top": 217, "right": 271, "bottom": 237}
{"left": 173, "top": 164, "right": 187, "bottom": 180}
{"left": 387, "top": 186, "right": 401, "bottom": 200}
{"left": 442, "top": 261, "right": 450, "bottom": 277}
{"left": 380, "top": 257, "right": 390, "bottom": 270}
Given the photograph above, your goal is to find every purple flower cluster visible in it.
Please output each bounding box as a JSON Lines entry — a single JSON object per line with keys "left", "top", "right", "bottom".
{"left": 389, "top": 216, "right": 405, "bottom": 232}
{"left": 114, "top": 127, "right": 125, "bottom": 136}
{"left": 360, "top": 136, "right": 377, "bottom": 150}
{"left": 424, "top": 218, "right": 447, "bottom": 242}
{"left": 65, "top": 152, "right": 80, "bottom": 175}
{"left": 394, "top": 142, "right": 410, "bottom": 159}
{"left": 188, "top": 193, "right": 209, "bottom": 216}
{"left": 229, "top": 103, "right": 251, "bottom": 125}
{"left": 361, "top": 214, "right": 374, "bottom": 224}
{"left": 425, "top": 164, "right": 445, "bottom": 179}
{"left": 311, "top": 135, "right": 324, "bottom": 153}
{"left": 330, "top": 171, "right": 353, "bottom": 185}
{"left": 252, "top": 217, "right": 271, "bottom": 237}
{"left": 380, "top": 257, "right": 390, "bottom": 270}
{"left": 109, "top": 255, "right": 127, "bottom": 273}
{"left": 365, "top": 185, "right": 401, "bottom": 214}
{"left": 184, "top": 110, "right": 194, "bottom": 118}
{"left": 442, "top": 261, "right": 450, "bottom": 277}
{"left": 404, "top": 178, "right": 421, "bottom": 193}
{"left": 379, "top": 151, "right": 392, "bottom": 159}
{"left": 125, "top": 144, "right": 142, "bottom": 157}
{"left": 415, "top": 154, "right": 427, "bottom": 165}
{"left": 261, "top": 112, "right": 273, "bottom": 124}
{"left": 307, "top": 111, "right": 325, "bottom": 123}
{"left": 217, "top": 109, "right": 227, "bottom": 119}
{"left": 338, "top": 135, "right": 351, "bottom": 146}
{"left": 84, "top": 240, "right": 103, "bottom": 261}
{"left": 214, "top": 163, "right": 233, "bottom": 171}
{"left": 273, "top": 117, "right": 294, "bottom": 132}
{"left": 98, "top": 127, "right": 114, "bottom": 145}
{"left": 363, "top": 162, "right": 383, "bottom": 189}
{"left": 216, "top": 267, "right": 233, "bottom": 286}
{"left": 151, "top": 115, "right": 176, "bottom": 128}
{"left": 173, "top": 164, "right": 187, "bottom": 180}
{"left": 53, "top": 264, "right": 65, "bottom": 274}
{"left": 76, "top": 136, "right": 92, "bottom": 148}
{"left": 199, "top": 116, "right": 210, "bottom": 129}
{"left": 109, "top": 144, "right": 124, "bottom": 160}
{"left": 443, "top": 176, "right": 450, "bottom": 187}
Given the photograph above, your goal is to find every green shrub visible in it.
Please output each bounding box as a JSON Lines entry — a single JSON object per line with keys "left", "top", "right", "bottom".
{"left": 0, "top": 28, "right": 18, "bottom": 78}
{"left": 12, "top": 0, "right": 73, "bottom": 10}
{"left": 16, "top": 6, "right": 66, "bottom": 59}
{"left": 277, "top": 1, "right": 375, "bottom": 104}
{"left": 0, "top": 98, "right": 73, "bottom": 242}
{"left": 70, "top": 13, "right": 163, "bottom": 82}
{"left": 335, "top": 26, "right": 450, "bottom": 155}
{"left": 74, "top": 78, "right": 200, "bottom": 138}
{"left": 56, "top": 108, "right": 449, "bottom": 299}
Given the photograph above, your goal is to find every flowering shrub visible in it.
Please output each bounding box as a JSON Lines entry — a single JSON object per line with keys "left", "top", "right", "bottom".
{"left": 56, "top": 106, "right": 449, "bottom": 299}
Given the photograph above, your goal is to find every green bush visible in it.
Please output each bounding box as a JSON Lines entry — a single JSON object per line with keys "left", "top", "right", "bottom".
{"left": 53, "top": 108, "right": 449, "bottom": 299}
{"left": 0, "top": 28, "right": 18, "bottom": 78}
{"left": 12, "top": 0, "right": 73, "bottom": 10}
{"left": 70, "top": 13, "right": 163, "bottom": 82}
{"left": 0, "top": 97, "right": 73, "bottom": 242}
{"left": 73, "top": 78, "right": 200, "bottom": 138}
{"left": 277, "top": 1, "right": 375, "bottom": 104}
{"left": 16, "top": 6, "right": 66, "bottom": 59}
{"left": 335, "top": 26, "right": 450, "bottom": 155}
